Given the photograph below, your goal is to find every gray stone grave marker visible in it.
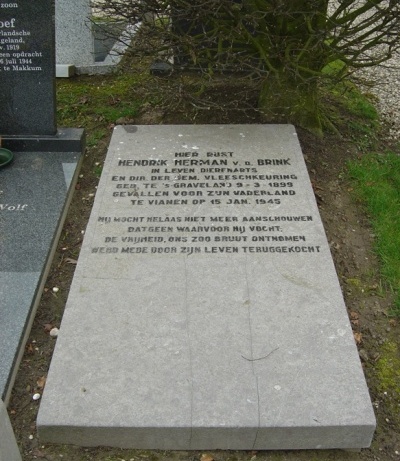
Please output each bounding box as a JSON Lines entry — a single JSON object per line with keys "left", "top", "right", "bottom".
{"left": 55, "top": 0, "right": 137, "bottom": 76}
{"left": 56, "top": 0, "right": 94, "bottom": 68}
{"left": 0, "top": 0, "right": 56, "bottom": 135}
{"left": 0, "top": 400, "right": 22, "bottom": 461}
{"left": 37, "top": 124, "right": 375, "bottom": 450}
{"left": 0, "top": 150, "right": 83, "bottom": 402}
{"left": 0, "top": 0, "right": 85, "bottom": 405}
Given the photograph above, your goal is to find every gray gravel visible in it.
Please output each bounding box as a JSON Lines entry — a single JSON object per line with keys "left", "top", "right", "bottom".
{"left": 356, "top": 51, "right": 400, "bottom": 141}
{"left": 326, "top": 1, "right": 400, "bottom": 140}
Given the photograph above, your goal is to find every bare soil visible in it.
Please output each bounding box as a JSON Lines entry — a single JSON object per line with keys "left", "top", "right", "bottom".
{"left": 8, "top": 95, "right": 400, "bottom": 460}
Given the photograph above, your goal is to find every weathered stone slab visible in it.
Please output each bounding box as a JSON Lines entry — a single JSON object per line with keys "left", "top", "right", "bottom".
{"left": 0, "top": 0, "right": 56, "bottom": 135}
{"left": 56, "top": 0, "right": 94, "bottom": 68}
{"left": 0, "top": 150, "right": 82, "bottom": 402}
{"left": 55, "top": 0, "right": 137, "bottom": 76}
{"left": 37, "top": 125, "right": 376, "bottom": 450}
{"left": 0, "top": 400, "right": 21, "bottom": 461}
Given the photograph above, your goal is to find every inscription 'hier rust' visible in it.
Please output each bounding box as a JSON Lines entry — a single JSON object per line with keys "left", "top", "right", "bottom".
{"left": 90, "top": 147, "right": 322, "bottom": 256}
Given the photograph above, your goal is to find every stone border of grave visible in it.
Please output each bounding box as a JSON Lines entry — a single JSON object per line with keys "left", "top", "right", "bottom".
{"left": 0, "top": 400, "right": 22, "bottom": 461}
{"left": 0, "top": 138, "right": 84, "bottom": 460}
{"left": 56, "top": 19, "right": 140, "bottom": 77}
{"left": 0, "top": 131, "right": 85, "bottom": 405}
{"left": 1, "top": 128, "right": 85, "bottom": 153}
{"left": 76, "top": 23, "right": 141, "bottom": 76}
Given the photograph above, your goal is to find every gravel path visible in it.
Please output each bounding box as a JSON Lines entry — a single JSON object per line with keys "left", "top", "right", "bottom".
{"left": 356, "top": 50, "right": 400, "bottom": 141}
{"left": 326, "top": 1, "right": 400, "bottom": 140}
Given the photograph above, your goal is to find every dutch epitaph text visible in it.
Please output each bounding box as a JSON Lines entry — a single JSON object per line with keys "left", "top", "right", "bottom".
{"left": 95, "top": 143, "right": 319, "bottom": 256}
{"left": 0, "top": 0, "right": 56, "bottom": 135}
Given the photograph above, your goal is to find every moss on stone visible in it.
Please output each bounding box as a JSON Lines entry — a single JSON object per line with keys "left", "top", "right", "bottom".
{"left": 375, "top": 341, "right": 400, "bottom": 417}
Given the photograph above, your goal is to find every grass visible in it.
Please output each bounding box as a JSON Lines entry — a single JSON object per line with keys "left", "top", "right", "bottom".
{"left": 57, "top": 71, "right": 144, "bottom": 135}
{"left": 322, "top": 75, "right": 400, "bottom": 317}
{"left": 348, "top": 151, "right": 400, "bottom": 315}
{"left": 56, "top": 66, "right": 148, "bottom": 212}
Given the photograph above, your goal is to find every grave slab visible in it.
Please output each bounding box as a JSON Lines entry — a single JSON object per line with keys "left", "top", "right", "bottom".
{"left": 0, "top": 150, "right": 82, "bottom": 402}
{"left": 37, "top": 125, "right": 376, "bottom": 450}
{"left": 0, "top": 400, "right": 22, "bottom": 461}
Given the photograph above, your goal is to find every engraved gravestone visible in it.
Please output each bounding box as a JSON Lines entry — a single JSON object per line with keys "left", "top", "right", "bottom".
{"left": 38, "top": 125, "right": 375, "bottom": 450}
{"left": 0, "top": 0, "right": 56, "bottom": 135}
{"left": 0, "top": 0, "right": 85, "bottom": 406}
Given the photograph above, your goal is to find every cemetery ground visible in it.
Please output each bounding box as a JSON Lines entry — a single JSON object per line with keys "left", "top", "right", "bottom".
{"left": 7, "top": 61, "right": 400, "bottom": 460}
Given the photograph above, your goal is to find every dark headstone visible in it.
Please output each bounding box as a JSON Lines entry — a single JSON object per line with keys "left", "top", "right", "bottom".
{"left": 0, "top": 146, "right": 84, "bottom": 402}
{"left": 0, "top": 0, "right": 56, "bottom": 136}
